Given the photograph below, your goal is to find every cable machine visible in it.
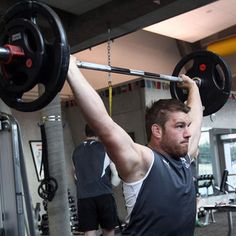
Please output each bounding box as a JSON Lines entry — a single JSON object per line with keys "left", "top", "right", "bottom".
{"left": 0, "top": 112, "right": 39, "bottom": 236}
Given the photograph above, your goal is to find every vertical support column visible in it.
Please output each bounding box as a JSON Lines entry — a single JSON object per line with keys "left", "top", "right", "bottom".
{"left": 41, "top": 94, "right": 71, "bottom": 235}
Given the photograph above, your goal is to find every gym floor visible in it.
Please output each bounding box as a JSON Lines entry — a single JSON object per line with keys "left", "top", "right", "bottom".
{"left": 102, "top": 211, "right": 236, "bottom": 236}
{"left": 194, "top": 211, "right": 236, "bottom": 236}
{"left": 76, "top": 211, "right": 236, "bottom": 236}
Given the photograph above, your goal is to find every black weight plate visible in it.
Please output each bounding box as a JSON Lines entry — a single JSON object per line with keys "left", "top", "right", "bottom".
{"left": 0, "top": 18, "right": 45, "bottom": 94}
{"left": 170, "top": 51, "right": 232, "bottom": 116}
{"left": 0, "top": 0, "right": 69, "bottom": 112}
{"left": 38, "top": 177, "right": 58, "bottom": 201}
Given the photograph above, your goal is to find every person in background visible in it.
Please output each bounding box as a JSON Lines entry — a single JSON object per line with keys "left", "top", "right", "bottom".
{"left": 72, "top": 124, "right": 120, "bottom": 236}
{"left": 68, "top": 55, "right": 203, "bottom": 236}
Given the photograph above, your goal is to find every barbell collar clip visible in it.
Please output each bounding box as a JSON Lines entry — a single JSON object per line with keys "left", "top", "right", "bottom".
{"left": 0, "top": 45, "right": 25, "bottom": 64}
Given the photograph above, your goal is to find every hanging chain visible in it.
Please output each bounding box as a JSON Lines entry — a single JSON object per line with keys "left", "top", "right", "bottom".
{"left": 107, "top": 28, "right": 113, "bottom": 116}
{"left": 107, "top": 28, "right": 112, "bottom": 83}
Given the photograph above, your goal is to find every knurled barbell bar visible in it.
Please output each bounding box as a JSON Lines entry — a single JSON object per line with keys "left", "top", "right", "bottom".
{"left": 0, "top": 44, "right": 198, "bottom": 82}
{"left": 76, "top": 61, "right": 190, "bottom": 82}
{"left": 0, "top": 0, "right": 232, "bottom": 115}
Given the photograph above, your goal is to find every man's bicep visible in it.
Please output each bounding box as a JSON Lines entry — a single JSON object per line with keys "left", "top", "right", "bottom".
{"left": 188, "top": 124, "right": 201, "bottom": 157}
{"left": 101, "top": 124, "right": 140, "bottom": 178}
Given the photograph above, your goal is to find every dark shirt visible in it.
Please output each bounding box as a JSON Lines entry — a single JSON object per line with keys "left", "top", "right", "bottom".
{"left": 122, "top": 151, "right": 195, "bottom": 236}
{"left": 72, "top": 139, "right": 112, "bottom": 199}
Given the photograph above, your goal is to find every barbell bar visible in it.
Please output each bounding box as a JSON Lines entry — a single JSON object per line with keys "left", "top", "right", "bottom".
{"left": 0, "top": 0, "right": 232, "bottom": 116}
{"left": 77, "top": 61, "right": 187, "bottom": 83}
{"left": 0, "top": 46, "right": 12, "bottom": 62}
{"left": 0, "top": 44, "right": 195, "bottom": 83}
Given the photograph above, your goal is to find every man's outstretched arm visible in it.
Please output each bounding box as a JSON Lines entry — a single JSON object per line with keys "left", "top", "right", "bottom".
{"left": 67, "top": 56, "right": 149, "bottom": 182}
{"left": 178, "top": 75, "right": 203, "bottom": 157}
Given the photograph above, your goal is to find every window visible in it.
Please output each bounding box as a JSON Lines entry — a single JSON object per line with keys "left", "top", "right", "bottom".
{"left": 198, "top": 130, "right": 213, "bottom": 175}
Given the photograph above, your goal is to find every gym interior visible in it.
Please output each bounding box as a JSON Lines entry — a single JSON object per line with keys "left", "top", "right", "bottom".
{"left": 0, "top": 0, "right": 236, "bottom": 236}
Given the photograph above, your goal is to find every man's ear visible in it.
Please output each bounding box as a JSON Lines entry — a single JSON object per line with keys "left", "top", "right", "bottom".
{"left": 151, "top": 124, "right": 162, "bottom": 139}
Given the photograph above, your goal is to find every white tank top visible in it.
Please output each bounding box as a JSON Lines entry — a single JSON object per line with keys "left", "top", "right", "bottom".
{"left": 122, "top": 151, "right": 154, "bottom": 222}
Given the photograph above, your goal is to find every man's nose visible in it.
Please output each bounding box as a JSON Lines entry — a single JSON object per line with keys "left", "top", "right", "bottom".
{"left": 184, "top": 127, "right": 191, "bottom": 138}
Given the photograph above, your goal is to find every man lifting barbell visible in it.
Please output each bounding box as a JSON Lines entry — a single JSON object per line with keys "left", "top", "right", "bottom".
{"left": 67, "top": 55, "right": 203, "bottom": 236}
{"left": 0, "top": 2, "right": 233, "bottom": 235}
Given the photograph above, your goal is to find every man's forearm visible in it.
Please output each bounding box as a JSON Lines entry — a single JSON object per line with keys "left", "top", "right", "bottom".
{"left": 187, "top": 84, "right": 203, "bottom": 122}
{"left": 67, "top": 57, "right": 111, "bottom": 133}
{"left": 187, "top": 83, "right": 203, "bottom": 155}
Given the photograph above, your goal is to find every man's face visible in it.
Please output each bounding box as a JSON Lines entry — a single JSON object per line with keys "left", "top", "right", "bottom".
{"left": 159, "top": 111, "right": 191, "bottom": 158}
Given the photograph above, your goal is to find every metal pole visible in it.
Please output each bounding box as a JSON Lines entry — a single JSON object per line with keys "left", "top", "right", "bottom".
{"left": 0, "top": 45, "right": 24, "bottom": 63}
{"left": 0, "top": 47, "right": 11, "bottom": 63}
{"left": 0, "top": 46, "right": 191, "bottom": 83}
{"left": 76, "top": 61, "right": 182, "bottom": 82}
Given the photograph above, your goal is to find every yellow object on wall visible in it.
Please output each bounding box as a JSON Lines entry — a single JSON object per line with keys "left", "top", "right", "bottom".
{"left": 207, "top": 36, "right": 236, "bottom": 56}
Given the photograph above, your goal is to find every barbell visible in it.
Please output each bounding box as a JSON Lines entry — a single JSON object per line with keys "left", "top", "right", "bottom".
{"left": 0, "top": 1, "right": 232, "bottom": 116}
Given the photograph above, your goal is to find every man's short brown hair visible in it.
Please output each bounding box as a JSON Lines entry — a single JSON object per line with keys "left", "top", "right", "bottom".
{"left": 145, "top": 99, "right": 190, "bottom": 142}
